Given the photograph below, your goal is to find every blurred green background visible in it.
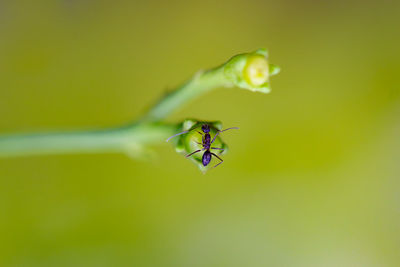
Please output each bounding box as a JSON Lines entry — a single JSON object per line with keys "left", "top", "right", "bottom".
{"left": 1, "top": 0, "right": 400, "bottom": 266}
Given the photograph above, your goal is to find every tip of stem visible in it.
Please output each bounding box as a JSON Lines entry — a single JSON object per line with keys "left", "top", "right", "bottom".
{"left": 223, "top": 48, "right": 279, "bottom": 94}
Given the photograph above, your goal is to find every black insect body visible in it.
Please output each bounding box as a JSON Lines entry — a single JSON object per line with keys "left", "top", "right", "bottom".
{"left": 167, "top": 123, "right": 238, "bottom": 169}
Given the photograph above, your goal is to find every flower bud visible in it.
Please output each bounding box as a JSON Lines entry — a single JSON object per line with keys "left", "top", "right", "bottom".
{"left": 244, "top": 54, "right": 269, "bottom": 87}
{"left": 170, "top": 119, "right": 228, "bottom": 172}
{"left": 223, "top": 48, "right": 280, "bottom": 93}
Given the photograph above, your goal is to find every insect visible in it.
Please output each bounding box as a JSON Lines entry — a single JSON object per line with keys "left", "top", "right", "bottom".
{"left": 166, "top": 123, "right": 238, "bottom": 168}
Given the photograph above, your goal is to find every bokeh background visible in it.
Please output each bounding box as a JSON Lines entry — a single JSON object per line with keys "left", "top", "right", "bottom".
{"left": 1, "top": 0, "right": 400, "bottom": 266}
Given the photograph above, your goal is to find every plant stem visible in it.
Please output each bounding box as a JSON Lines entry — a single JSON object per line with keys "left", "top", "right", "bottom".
{"left": 0, "top": 49, "right": 278, "bottom": 158}
{"left": 0, "top": 61, "right": 230, "bottom": 158}
{"left": 0, "top": 67, "right": 229, "bottom": 159}
{"left": 141, "top": 67, "right": 229, "bottom": 122}
{"left": 0, "top": 123, "right": 178, "bottom": 158}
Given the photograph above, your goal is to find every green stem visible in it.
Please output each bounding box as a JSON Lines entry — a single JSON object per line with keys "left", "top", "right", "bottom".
{"left": 142, "top": 67, "right": 229, "bottom": 122}
{"left": 0, "top": 129, "right": 127, "bottom": 158}
{"left": 0, "top": 123, "right": 178, "bottom": 158}
{"left": 0, "top": 49, "right": 278, "bottom": 158}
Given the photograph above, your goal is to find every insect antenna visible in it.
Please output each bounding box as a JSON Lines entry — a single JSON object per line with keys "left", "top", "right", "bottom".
{"left": 211, "top": 127, "right": 239, "bottom": 144}
{"left": 166, "top": 131, "right": 189, "bottom": 142}
{"left": 166, "top": 124, "right": 202, "bottom": 142}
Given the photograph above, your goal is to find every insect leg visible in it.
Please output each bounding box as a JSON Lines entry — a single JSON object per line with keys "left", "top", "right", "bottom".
{"left": 210, "top": 152, "right": 223, "bottom": 168}
{"left": 186, "top": 149, "right": 201, "bottom": 158}
{"left": 211, "top": 147, "right": 224, "bottom": 153}
{"left": 211, "top": 127, "right": 239, "bottom": 144}
{"left": 196, "top": 131, "right": 205, "bottom": 143}
{"left": 166, "top": 130, "right": 189, "bottom": 142}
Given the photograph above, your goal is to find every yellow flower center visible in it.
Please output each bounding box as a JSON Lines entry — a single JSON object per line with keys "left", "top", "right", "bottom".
{"left": 244, "top": 55, "right": 269, "bottom": 87}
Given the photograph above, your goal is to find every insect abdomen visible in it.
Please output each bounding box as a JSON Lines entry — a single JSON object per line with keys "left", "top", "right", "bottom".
{"left": 202, "top": 151, "right": 212, "bottom": 166}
